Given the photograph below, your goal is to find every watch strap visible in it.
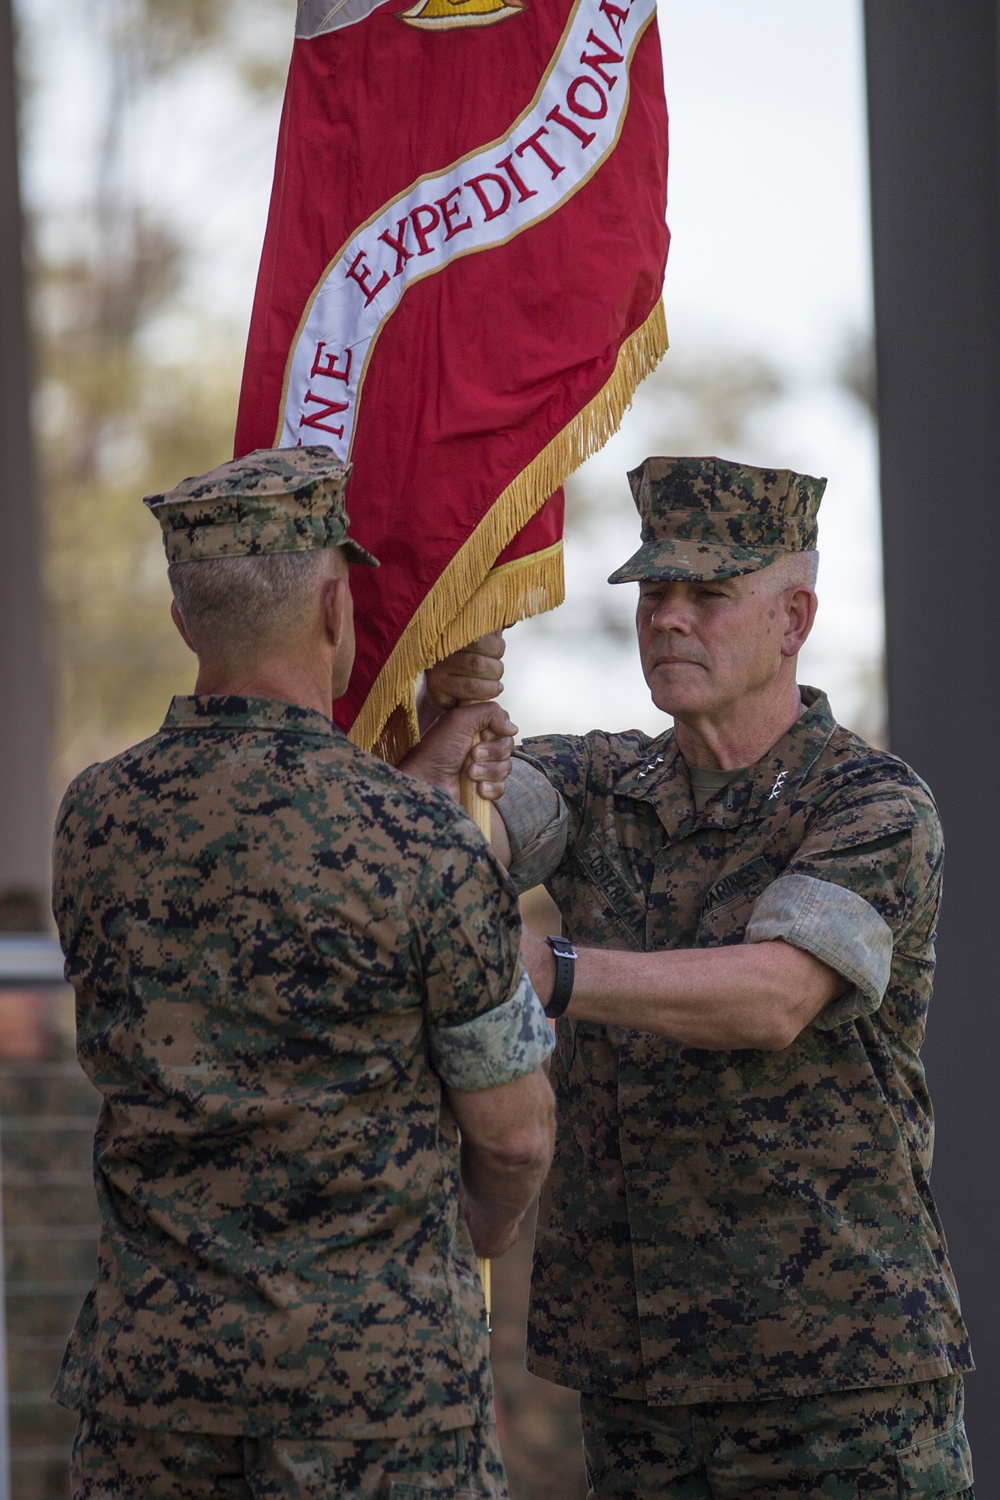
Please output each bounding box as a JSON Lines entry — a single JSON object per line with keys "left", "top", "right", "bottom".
{"left": 544, "top": 934, "right": 577, "bottom": 1019}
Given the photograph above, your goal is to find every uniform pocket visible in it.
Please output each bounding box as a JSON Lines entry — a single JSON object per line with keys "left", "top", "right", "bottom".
{"left": 896, "top": 1417, "right": 973, "bottom": 1496}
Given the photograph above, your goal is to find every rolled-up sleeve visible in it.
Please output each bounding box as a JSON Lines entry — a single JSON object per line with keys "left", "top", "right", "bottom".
{"left": 414, "top": 798, "right": 554, "bottom": 1085}
{"left": 429, "top": 968, "right": 554, "bottom": 1090}
{"left": 745, "top": 872, "right": 894, "bottom": 1029}
{"left": 500, "top": 757, "right": 570, "bottom": 893}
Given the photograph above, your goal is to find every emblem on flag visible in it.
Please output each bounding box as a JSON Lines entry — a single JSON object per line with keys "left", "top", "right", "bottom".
{"left": 237, "top": 0, "right": 669, "bottom": 755}
{"left": 398, "top": 0, "right": 527, "bottom": 30}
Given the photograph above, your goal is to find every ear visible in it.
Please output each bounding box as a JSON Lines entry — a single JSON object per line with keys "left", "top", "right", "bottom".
{"left": 170, "top": 599, "right": 197, "bottom": 654}
{"left": 321, "top": 574, "right": 351, "bottom": 649}
{"left": 780, "top": 586, "right": 818, "bottom": 658}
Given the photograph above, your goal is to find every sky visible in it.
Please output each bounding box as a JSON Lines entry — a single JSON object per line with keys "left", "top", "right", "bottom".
{"left": 18, "top": 0, "right": 880, "bottom": 746}
{"left": 662, "top": 1, "right": 872, "bottom": 374}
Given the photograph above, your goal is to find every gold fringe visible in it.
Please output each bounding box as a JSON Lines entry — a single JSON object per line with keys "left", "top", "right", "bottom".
{"left": 371, "top": 703, "right": 421, "bottom": 765}
{"left": 353, "top": 299, "right": 668, "bottom": 756}
{"left": 435, "top": 541, "right": 565, "bottom": 660}
{"left": 370, "top": 545, "right": 564, "bottom": 762}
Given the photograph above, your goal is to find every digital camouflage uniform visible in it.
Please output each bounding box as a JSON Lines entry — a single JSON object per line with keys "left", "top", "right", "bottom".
{"left": 501, "top": 458, "right": 974, "bottom": 1497}
{"left": 53, "top": 449, "right": 553, "bottom": 1499}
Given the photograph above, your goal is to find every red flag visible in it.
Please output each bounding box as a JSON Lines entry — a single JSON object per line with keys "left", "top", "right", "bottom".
{"left": 235, "top": 0, "right": 669, "bottom": 755}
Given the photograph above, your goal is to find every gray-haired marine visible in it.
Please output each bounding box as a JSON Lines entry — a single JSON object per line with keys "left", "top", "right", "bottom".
{"left": 414, "top": 455, "right": 975, "bottom": 1498}
{"left": 53, "top": 446, "right": 555, "bottom": 1499}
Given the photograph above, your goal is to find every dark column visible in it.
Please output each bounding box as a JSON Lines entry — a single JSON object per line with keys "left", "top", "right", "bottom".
{"left": 865, "top": 2, "right": 1000, "bottom": 1488}
{"left": 0, "top": 0, "right": 51, "bottom": 928}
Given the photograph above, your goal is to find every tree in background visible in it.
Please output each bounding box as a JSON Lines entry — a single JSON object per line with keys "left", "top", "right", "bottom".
{"left": 23, "top": 0, "right": 285, "bottom": 783}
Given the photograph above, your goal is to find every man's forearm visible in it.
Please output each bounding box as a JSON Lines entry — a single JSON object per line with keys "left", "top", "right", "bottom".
{"left": 458, "top": 1133, "right": 551, "bottom": 1258}
{"left": 460, "top": 1128, "right": 551, "bottom": 1223}
{"left": 490, "top": 805, "right": 512, "bottom": 866}
{"left": 523, "top": 931, "right": 844, "bottom": 1051}
{"left": 448, "top": 1068, "right": 555, "bottom": 1256}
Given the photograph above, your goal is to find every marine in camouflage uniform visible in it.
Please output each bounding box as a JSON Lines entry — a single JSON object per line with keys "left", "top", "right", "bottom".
{"left": 423, "top": 457, "right": 975, "bottom": 1498}
{"left": 52, "top": 447, "right": 555, "bottom": 1499}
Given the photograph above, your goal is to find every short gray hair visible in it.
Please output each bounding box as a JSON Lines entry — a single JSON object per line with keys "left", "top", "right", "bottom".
{"left": 168, "top": 549, "right": 338, "bottom": 655}
{"left": 766, "top": 550, "right": 819, "bottom": 590}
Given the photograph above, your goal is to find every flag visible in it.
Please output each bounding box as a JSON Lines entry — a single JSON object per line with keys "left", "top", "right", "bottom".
{"left": 235, "top": 0, "right": 669, "bottom": 756}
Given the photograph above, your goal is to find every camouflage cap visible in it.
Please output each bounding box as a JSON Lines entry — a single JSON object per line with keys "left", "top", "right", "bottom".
{"left": 607, "top": 456, "right": 826, "bottom": 584}
{"left": 144, "top": 446, "right": 379, "bottom": 567}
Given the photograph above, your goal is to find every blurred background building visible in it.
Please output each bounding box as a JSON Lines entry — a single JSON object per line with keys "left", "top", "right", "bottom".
{"left": 1, "top": 2, "right": 996, "bottom": 1497}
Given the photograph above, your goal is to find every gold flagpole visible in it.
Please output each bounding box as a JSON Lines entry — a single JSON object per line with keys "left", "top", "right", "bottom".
{"left": 459, "top": 728, "right": 494, "bottom": 1328}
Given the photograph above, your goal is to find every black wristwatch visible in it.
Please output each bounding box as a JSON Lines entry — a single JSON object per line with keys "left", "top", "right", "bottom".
{"left": 544, "top": 934, "right": 577, "bottom": 1019}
